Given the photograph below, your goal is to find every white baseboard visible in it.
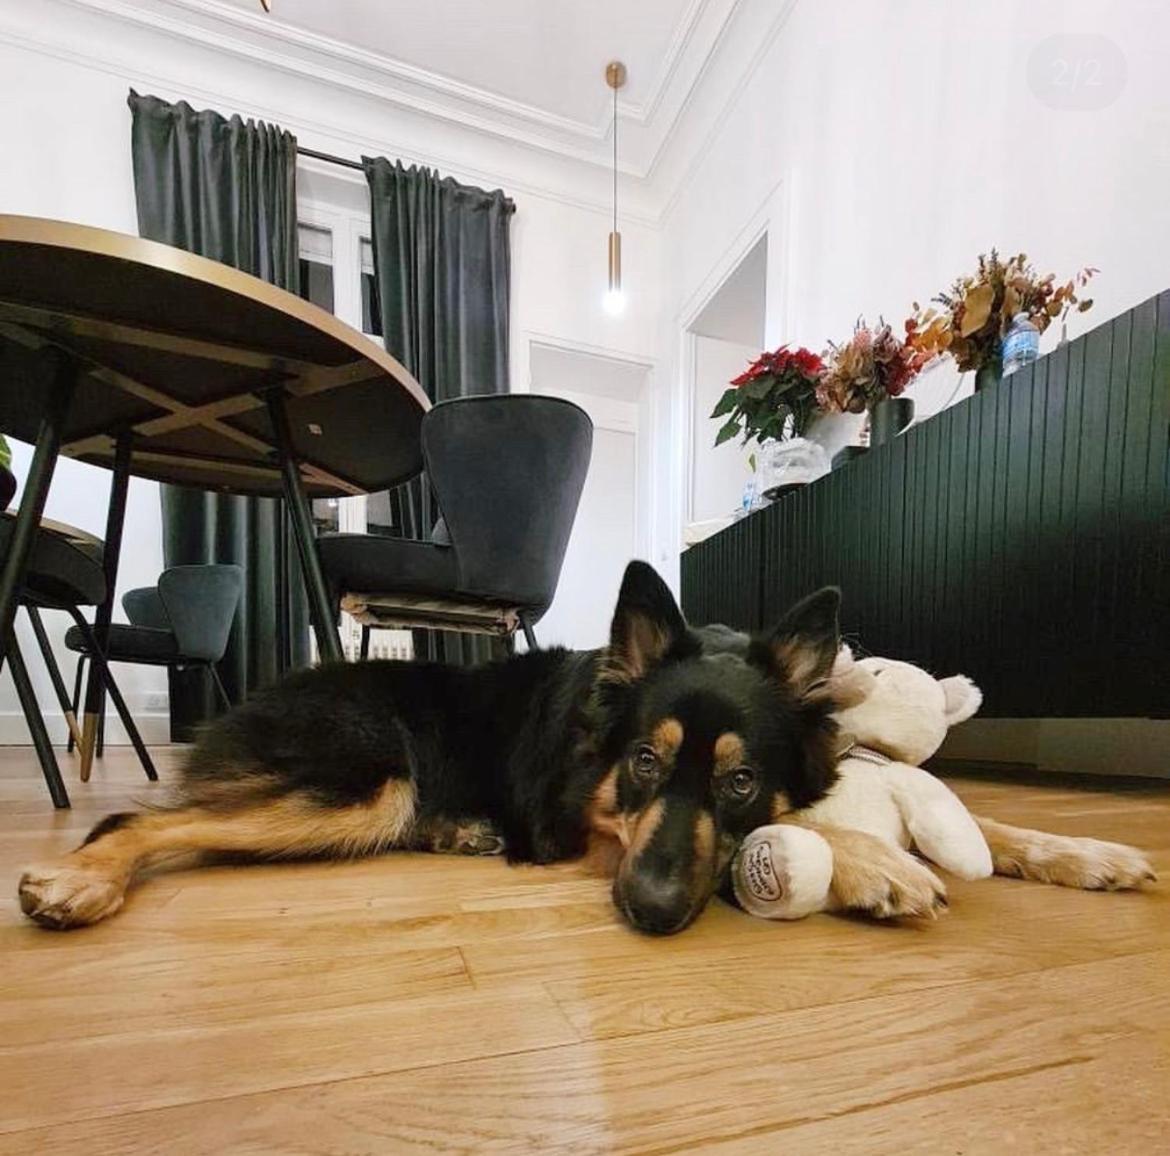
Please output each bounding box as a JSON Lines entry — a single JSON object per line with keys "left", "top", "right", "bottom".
{"left": 937, "top": 718, "right": 1170, "bottom": 779}
{"left": 0, "top": 710, "right": 171, "bottom": 747}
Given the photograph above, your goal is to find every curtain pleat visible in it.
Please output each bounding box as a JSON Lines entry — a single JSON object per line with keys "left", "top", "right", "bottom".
{"left": 128, "top": 90, "right": 309, "bottom": 736}
{"left": 363, "top": 158, "right": 513, "bottom": 665}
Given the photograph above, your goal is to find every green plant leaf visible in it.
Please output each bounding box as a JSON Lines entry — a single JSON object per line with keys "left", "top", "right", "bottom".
{"left": 741, "top": 374, "right": 775, "bottom": 400}
{"left": 748, "top": 452, "right": 757, "bottom": 473}
{"left": 710, "top": 388, "right": 739, "bottom": 418}
{"left": 714, "top": 417, "right": 741, "bottom": 446}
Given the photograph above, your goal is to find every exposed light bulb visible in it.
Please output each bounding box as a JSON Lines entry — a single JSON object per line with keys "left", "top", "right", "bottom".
{"left": 603, "top": 289, "right": 626, "bottom": 316}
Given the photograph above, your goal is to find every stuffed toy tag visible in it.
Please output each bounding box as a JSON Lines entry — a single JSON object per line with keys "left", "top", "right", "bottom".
{"left": 731, "top": 825, "right": 834, "bottom": 920}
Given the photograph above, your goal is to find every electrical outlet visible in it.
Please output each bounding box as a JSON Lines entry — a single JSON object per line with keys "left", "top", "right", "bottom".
{"left": 144, "top": 693, "right": 169, "bottom": 712}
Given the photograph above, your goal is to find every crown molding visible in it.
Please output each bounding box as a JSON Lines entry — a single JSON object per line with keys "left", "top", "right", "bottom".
{"left": 652, "top": 0, "right": 800, "bottom": 219}
{"left": 0, "top": 14, "right": 662, "bottom": 226}
{"left": 50, "top": 0, "right": 743, "bottom": 179}
{"left": 1, "top": 0, "right": 801, "bottom": 227}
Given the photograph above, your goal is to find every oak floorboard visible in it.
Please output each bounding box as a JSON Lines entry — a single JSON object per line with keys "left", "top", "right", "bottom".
{"left": 1, "top": 746, "right": 1166, "bottom": 1153}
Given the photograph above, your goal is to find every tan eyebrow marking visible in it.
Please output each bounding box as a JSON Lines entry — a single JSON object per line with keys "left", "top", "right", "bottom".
{"left": 651, "top": 717, "right": 684, "bottom": 761}
{"left": 713, "top": 732, "right": 746, "bottom": 776}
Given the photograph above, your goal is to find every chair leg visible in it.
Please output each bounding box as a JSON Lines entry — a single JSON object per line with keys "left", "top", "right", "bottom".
{"left": 519, "top": 613, "right": 538, "bottom": 652}
{"left": 4, "top": 628, "right": 69, "bottom": 808}
{"left": 360, "top": 625, "right": 371, "bottom": 660}
{"left": 68, "top": 653, "right": 86, "bottom": 754}
{"left": 96, "top": 699, "right": 106, "bottom": 757}
{"left": 208, "top": 663, "right": 232, "bottom": 712}
{"left": 25, "top": 605, "right": 84, "bottom": 750}
{"left": 66, "top": 611, "right": 158, "bottom": 783}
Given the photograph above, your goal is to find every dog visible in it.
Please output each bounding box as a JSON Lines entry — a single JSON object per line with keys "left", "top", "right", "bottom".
{"left": 19, "top": 561, "right": 917, "bottom": 935}
{"left": 17, "top": 561, "right": 1152, "bottom": 935}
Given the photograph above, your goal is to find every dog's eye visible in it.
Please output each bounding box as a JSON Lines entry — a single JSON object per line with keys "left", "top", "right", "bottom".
{"left": 726, "top": 768, "right": 757, "bottom": 799}
{"left": 632, "top": 745, "right": 660, "bottom": 777}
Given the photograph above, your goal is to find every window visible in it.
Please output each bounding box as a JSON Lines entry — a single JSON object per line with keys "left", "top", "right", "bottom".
{"left": 360, "top": 238, "right": 382, "bottom": 337}
{"left": 295, "top": 204, "right": 412, "bottom": 659}
{"left": 297, "top": 224, "right": 335, "bottom": 314}
{"left": 298, "top": 223, "right": 340, "bottom": 534}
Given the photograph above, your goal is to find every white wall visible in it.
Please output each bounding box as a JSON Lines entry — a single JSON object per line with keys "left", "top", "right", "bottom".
{"left": 690, "top": 336, "right": 757, "bottom": 523}
{"left": 0, "top": 0, "right": 662, "bottom": 736}
{"left": 528, "top": 344, "right": 649, "bottom": 651}
{"left": 656, "top": 0, "right": 1170, "bottom": 588}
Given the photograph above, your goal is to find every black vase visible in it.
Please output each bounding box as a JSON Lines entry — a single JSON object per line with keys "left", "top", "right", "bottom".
{"left": 870, "top": 396, "right": 914, "bottom": 447}
{"left": 974, "top": 353, "right": 1003, "bottom": 393}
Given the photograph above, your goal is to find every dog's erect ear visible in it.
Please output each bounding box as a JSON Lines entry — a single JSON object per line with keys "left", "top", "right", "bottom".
{"left": 754, "top": 587, "right": 842, "bottom": 701}
{"left": 939, "top": 675, "right": 982, "bottom": 726}
{"left": 605, "top": 561, "right": 689, "bottom": 682}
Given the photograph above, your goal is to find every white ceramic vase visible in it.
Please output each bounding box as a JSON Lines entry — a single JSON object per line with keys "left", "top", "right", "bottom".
{"left": 805, "top": 411, "right": 865, "bottom": 461}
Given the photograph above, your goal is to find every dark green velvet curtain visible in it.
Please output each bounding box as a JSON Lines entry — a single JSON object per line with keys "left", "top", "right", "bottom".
{"left": 363, "top": 158, "right": 513, "bottom": 664}
{"left": 128, "top": 91, "right": 309, "bottom": 733}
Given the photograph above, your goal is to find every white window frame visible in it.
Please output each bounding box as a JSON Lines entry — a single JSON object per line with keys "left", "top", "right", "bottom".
{"left": 297, "top": 195, "right": 412, "bottom": 660}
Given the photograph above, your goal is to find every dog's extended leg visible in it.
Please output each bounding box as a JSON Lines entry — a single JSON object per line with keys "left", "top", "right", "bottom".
{"left": 18, "top": 778, "right": 417, "bottom": 929}
{"left": 786, "top": 820, "right": 949, "bottom": 918}
{"left": 974, "top": 815, "right": 1156, "bottom": 891}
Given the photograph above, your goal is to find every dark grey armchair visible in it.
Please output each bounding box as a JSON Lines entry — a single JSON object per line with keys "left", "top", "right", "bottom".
{"left": 66, "top": 564, "right": 244, "bottom": 723}
{"left": 318, "top": 394, "right": 592, "bottom": 650}
{"left": 2, "top": 465, "right": 156, "bottom": 806}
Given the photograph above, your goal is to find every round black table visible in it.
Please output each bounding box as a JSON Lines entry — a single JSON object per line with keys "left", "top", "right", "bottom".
{"left": 0, "top": 215, "right": 429, "bottom": 780}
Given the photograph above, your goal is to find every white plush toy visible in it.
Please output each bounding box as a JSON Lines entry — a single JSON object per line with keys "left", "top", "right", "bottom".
{"left": 732, "top": 650, "right": 993, "bottom": 920}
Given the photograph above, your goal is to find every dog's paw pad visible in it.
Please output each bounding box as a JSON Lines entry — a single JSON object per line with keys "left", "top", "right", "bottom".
{"left": 18, "top": 865, "right": 126, "bottom": 929}
{"left": 459, "top": 831, "right": 506, "bottom": 856}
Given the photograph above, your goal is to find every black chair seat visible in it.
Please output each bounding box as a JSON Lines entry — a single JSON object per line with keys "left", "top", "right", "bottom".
{"left": 318, "top": 533, "right": 459, "bottom": 598}
{"left": 0, "top": 513, "right": 106, "bottom": 607}
{"left": 65, "top": 622, "right": 179, "bottom": 663}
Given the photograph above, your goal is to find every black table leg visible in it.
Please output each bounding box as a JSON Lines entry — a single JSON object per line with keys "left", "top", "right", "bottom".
{"left": 5, "top": 628, "right": 69, "bottom": 809}
{"left": 68, "top": 610, "right": 157, "bottom": 782}
{"left": 265, "top": 389, "right": 344, "bottom": 663}
{"left": 79, "top": 431, "right": 132, "bottom": 781}
{"left": 25, "top": 604, "right": 84, "bottom": 749}
{"left": 0, "top": 350, "right": 76, "bottom": 678}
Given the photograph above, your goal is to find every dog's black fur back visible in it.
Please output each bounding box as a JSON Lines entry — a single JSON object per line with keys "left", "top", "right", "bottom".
{"left": 183, "top": 647, "right": 606, "bottom": 865}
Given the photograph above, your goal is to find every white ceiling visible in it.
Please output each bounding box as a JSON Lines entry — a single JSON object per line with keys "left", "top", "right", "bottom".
{"left": 222, "top": 0, "right": 689, "bottom": 126}
{"left": 72, "top": 0, "right": 753, "bottom": 178}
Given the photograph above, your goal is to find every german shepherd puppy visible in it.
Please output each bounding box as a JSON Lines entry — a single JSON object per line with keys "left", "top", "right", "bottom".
{"left": 23, "top": 561, "right": 927, "bottom": 935}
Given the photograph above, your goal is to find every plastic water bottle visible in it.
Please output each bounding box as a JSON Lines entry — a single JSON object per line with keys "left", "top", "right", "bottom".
{"left": 1002, "top": 312, "right": 1040, "bottom": 377}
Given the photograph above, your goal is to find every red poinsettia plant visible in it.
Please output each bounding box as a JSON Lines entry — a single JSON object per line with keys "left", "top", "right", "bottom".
{"left": 817, "top": 319, "right": 928, "bottom": 415}
{"left": 712, "top": 345, "right": 827, "bottom": 446}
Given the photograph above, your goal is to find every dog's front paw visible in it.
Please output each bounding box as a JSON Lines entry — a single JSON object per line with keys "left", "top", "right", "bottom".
{"left": 824, "top": 830, "right": 948, "bottom": 919}
{"left": 1023, "top": 835, "right": 1156, "bottom": 891}
{"left": 416, "top": 817, "right": 506, "bottom": 856}
{"left": 18, "top": 864, "right": 127, "bottom": 929}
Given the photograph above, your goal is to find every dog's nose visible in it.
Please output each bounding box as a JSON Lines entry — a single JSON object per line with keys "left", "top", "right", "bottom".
{"left": 615, "top": 873, "right": 696, "bottom": 935}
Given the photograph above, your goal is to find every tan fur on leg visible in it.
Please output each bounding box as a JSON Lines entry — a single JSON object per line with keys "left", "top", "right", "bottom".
{"left": 975, "top": 815, "right": 1157, "bottom": 891}
{"left": 786, "top": 820, "right": 948, "bottom": 919}
{"left": 19, "top": 778, "right": 417, "bottom": 929}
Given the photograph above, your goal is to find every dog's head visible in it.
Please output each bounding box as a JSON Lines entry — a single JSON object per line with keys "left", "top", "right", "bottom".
{"left": 595, "top": 562, "right": 842, "bottom": 935}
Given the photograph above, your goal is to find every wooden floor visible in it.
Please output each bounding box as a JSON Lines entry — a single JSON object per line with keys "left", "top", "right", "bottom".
{"left": 0, "top": 747, "right": 1167, "bottom": 1154}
